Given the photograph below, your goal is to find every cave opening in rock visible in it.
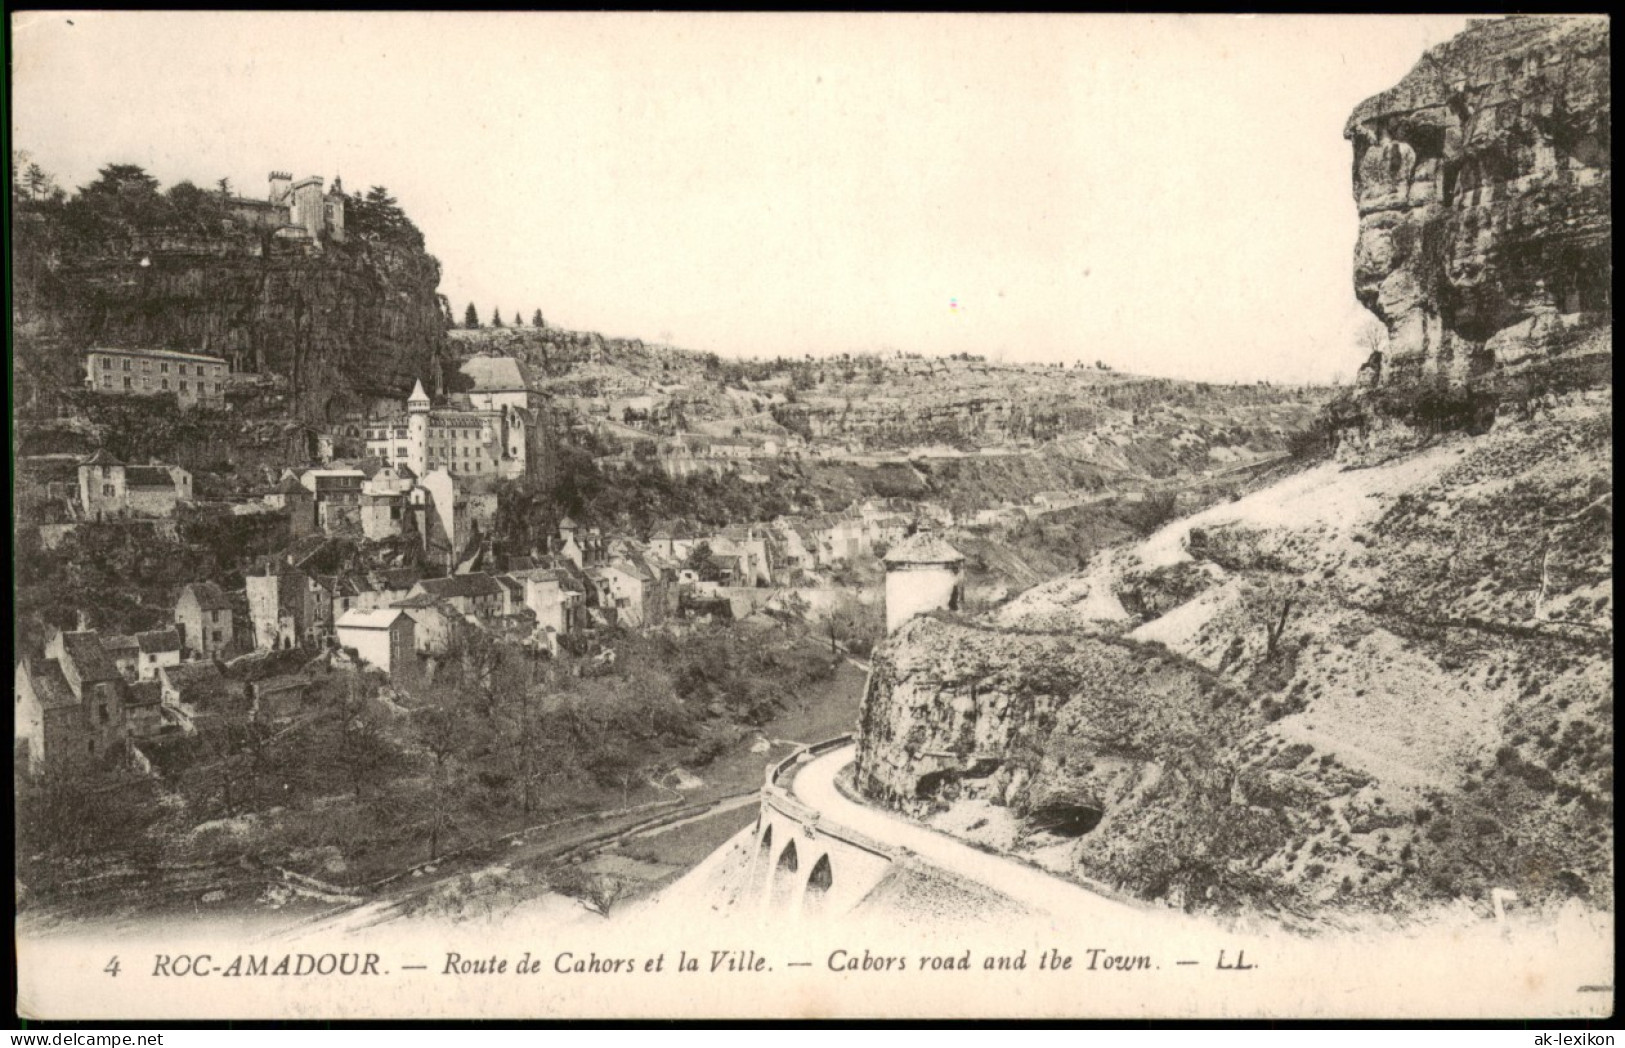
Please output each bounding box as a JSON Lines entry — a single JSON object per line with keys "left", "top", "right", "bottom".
{"left": 1025, "top": 802, "right": 1105, "bottom": 838}
{"left": 915, "top": 769, "right": 957, "bottom": 799}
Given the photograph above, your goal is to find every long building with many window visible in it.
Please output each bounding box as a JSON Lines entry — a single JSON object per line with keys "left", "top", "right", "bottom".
{"left": 85, "top": 348, "right": 229, "bottom": 409}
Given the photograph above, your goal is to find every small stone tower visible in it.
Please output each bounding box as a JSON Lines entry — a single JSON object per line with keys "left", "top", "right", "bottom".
{"left": 882, "top": 532, "right": 966, "bottom": 634}
{"left": 268, "top": 171, "right": 293, "bottom": 207}
{"left": 407, "top": 378, "right": 431, "bottom": 479}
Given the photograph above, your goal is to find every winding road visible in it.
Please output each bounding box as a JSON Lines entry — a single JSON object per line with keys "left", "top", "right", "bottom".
{"left": 788, "top": 743, "right": 1170, "bottom": 933}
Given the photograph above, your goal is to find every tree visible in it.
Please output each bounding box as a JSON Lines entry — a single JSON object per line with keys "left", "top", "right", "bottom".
{"left": 409, "top": 701, "right": 477, "bottom": 861}
{"left": 491, "top": 306, "right": 504, "bottom": 328}
{"left": 532, "top": 309, "right": 545, "bottom": 329}
{"left": 684, "top": 541, "right": 716, "bottom": 579}
{"left": 23, "top": 162, "right": 57, "bottom": 201}
{"left": 1358, "top": 319, "right": 1387, "bottom": 359}
{"left": 82, "top": 163, "right": 161, "bottom": 198}
{"left": 513, "top": 312, "right": 523, "bottom": 327}
{"left": 215, "top": 176, "right": 233, "bottom": 198}
{"left": 549, "top": 866, "right": 628, "bottom": 918}
{"left": 464, "top": 303, "right": 481, "bottom": 329}
{"left": 336, "top": 681, "right": 402, "bottom": 799}
{"left": 346, "top": 185, "right": 425, "bottom": 248}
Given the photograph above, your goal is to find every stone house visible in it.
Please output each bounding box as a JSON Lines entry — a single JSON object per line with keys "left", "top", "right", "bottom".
{"left": 247, "top": 675, "right": 310, "bottom": 724}
{"left": 334, "top": 608, "right": 416, "bottom": 679}
{"left": 99, "top": 633, "right": 142, "bottom": 682}
{"left": 175, "top": 582, "right": 235, "bottom": 660}
{"left": 586, "top": 560, "right": 654, "bottom": 628}
{"left": 245, "top": 566, "right": 322, "bottom": 651}
{"left": 648, "top": 521, "right": 701, "bottom": 562}
{"left": 359, "top": 465, "right": 416, "bottom": 541}
{"left": 711, "top": 525, "right": 774, "bottom": 586}
{"left": 77, "top": 450, "right": 193, "bottom": 521}
{"left": 509, "top": 568, "right": 585, "bottom": 640}
{"left": 159, "top": 661, "right": 245, "bottom": 733}
{"left": 774, "top": 519, "right": 821, "bottom": 572}
{"left": 132, "top": 628, "right": 182, "bottom": 681}
{"left": 264, "top": 475, "right": 318, "bottom": 538}
{"left": 15, "top": 656, "right": 98, "bottom": 777}
{"left": 403, "top": 572, "right": 505, "bottom": 621}
{"left": 84, "top": 347, "right": 229, "bottom": 409}
{"left": 815, "top": 515, "right": 871, "bottom": 563}
{"left": 15, "top": 631, "right": 130, "bottom": 775}
{"left": 299, "top": 468, "right": 366, "bottom": 533}
{"left": 394, "top": 599, "right": 460, "bottom": 658}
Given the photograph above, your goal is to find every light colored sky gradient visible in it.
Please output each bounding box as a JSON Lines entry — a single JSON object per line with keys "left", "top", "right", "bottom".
{"left": 12, "top": 13, "right": 1472, "bottom": 383}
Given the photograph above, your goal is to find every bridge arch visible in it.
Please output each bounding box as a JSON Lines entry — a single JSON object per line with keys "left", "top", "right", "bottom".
{"left": 803, "top": 853, "right": 834, "bottom": 918}
{"left": 769, "top": 839, "right": 800, "bottom": 910}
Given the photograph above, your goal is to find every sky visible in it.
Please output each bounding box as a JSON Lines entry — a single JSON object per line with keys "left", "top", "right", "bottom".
{"left": 11, "top": 13, "right": 1473, "bottom": 383}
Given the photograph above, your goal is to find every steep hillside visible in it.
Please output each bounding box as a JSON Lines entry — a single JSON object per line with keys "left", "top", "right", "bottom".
{"left": 860, "top": 388, "right": 1612, "bottom": 919}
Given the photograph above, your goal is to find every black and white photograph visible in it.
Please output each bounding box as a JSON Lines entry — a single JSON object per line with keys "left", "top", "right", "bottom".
{"left": 9, "top": 12, "right": 1613, "bottom": 1022}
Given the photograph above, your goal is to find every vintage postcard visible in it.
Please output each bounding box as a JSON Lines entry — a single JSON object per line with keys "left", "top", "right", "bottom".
{"left": 10, "top": 12, "right": 1613, "bottom": 1021}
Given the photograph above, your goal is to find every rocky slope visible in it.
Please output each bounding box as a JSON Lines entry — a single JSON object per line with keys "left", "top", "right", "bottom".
{"left": 12, "top": 215, "right": 450, "bottom": 421}
{"left": 856, "top": 17, "right": 1612, "bottom": 922}
{"left": 1347, "top": 15, "right": 1610, "bottom": 387}
{"left": 859, "top": 388, "right": 1612, "bottom": 918}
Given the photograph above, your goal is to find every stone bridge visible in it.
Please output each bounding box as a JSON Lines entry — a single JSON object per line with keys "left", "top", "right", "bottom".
{"left": 745, "top": 735, "right": 896, "bottom": 920}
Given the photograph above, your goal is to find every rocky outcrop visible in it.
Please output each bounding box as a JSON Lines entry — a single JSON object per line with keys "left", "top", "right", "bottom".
{"left": 13, "top": 229, "right": 450, "bottom": 421}
{"left": 857, "top": 616, "right": 1248, "bottom": 809}
{"left": 855, "top": 615, "right": 1295, "bottom": 910}
{"left": 1346, "top": 16, "right": 1610, "bottom": 387}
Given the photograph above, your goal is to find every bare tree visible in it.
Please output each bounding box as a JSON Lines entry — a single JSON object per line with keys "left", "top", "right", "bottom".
{"left": 549, "top": 865, "right": 628, "bottom": 918}
{"left": 1358, "top": 319, "right": 1387, "bottom": 359}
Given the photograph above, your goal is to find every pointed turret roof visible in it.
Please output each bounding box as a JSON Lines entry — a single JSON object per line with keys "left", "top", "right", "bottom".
{"left": 81, "top": 449, "right": 122, "bottom": 468}
{"left": 408, "top": 378, "right": 431, "bottom": 406}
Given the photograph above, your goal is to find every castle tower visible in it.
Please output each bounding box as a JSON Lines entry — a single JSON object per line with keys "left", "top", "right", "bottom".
{"left": 268, "top": 171, "right": 292, "bottom": 207}
{"left": 882, "top": 532, "right": 965, "bottom": 634}
{"left": 324, "top": 175, "right": 346, "bottom": 242}
{"left": 289, "top": 176, "right": 326, "bottom": 241}
{"left": 407, "top": 379, "right": 431, "bottom": 479}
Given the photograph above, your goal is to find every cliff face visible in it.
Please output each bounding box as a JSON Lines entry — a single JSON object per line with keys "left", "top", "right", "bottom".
{"left": 13, "top": 229, "right": 450, "bottom": 421}
{"left": 1346, "top": 16, "right": 1610, "bottom": 387}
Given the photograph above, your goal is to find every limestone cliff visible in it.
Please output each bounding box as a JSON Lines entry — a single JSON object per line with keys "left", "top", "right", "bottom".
{"left": 1346, "top": 16, "right": 1610, "bottom": 387}
{"left": 12, "top": 222, "right": 450, "bottom": 421}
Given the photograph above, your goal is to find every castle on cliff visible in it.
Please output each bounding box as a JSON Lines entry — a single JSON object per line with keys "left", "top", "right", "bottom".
{"left": 225, "top": 170, "right": 346, "bottom": 247}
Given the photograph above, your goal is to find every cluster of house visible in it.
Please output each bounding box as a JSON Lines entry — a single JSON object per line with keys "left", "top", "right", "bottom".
{"left": 14, "top": 595, "right": 316, "bottom": 779}
{"left": 58, "top": 354, "right": 548, "bottom": 572}
{"left": 16, "top": 492, "right": 974, "bottom": 782}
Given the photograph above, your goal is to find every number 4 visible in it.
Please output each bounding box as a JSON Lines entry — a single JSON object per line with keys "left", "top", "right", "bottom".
{"left": 104, "top": 956, "right": 121, "bottom": 977}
